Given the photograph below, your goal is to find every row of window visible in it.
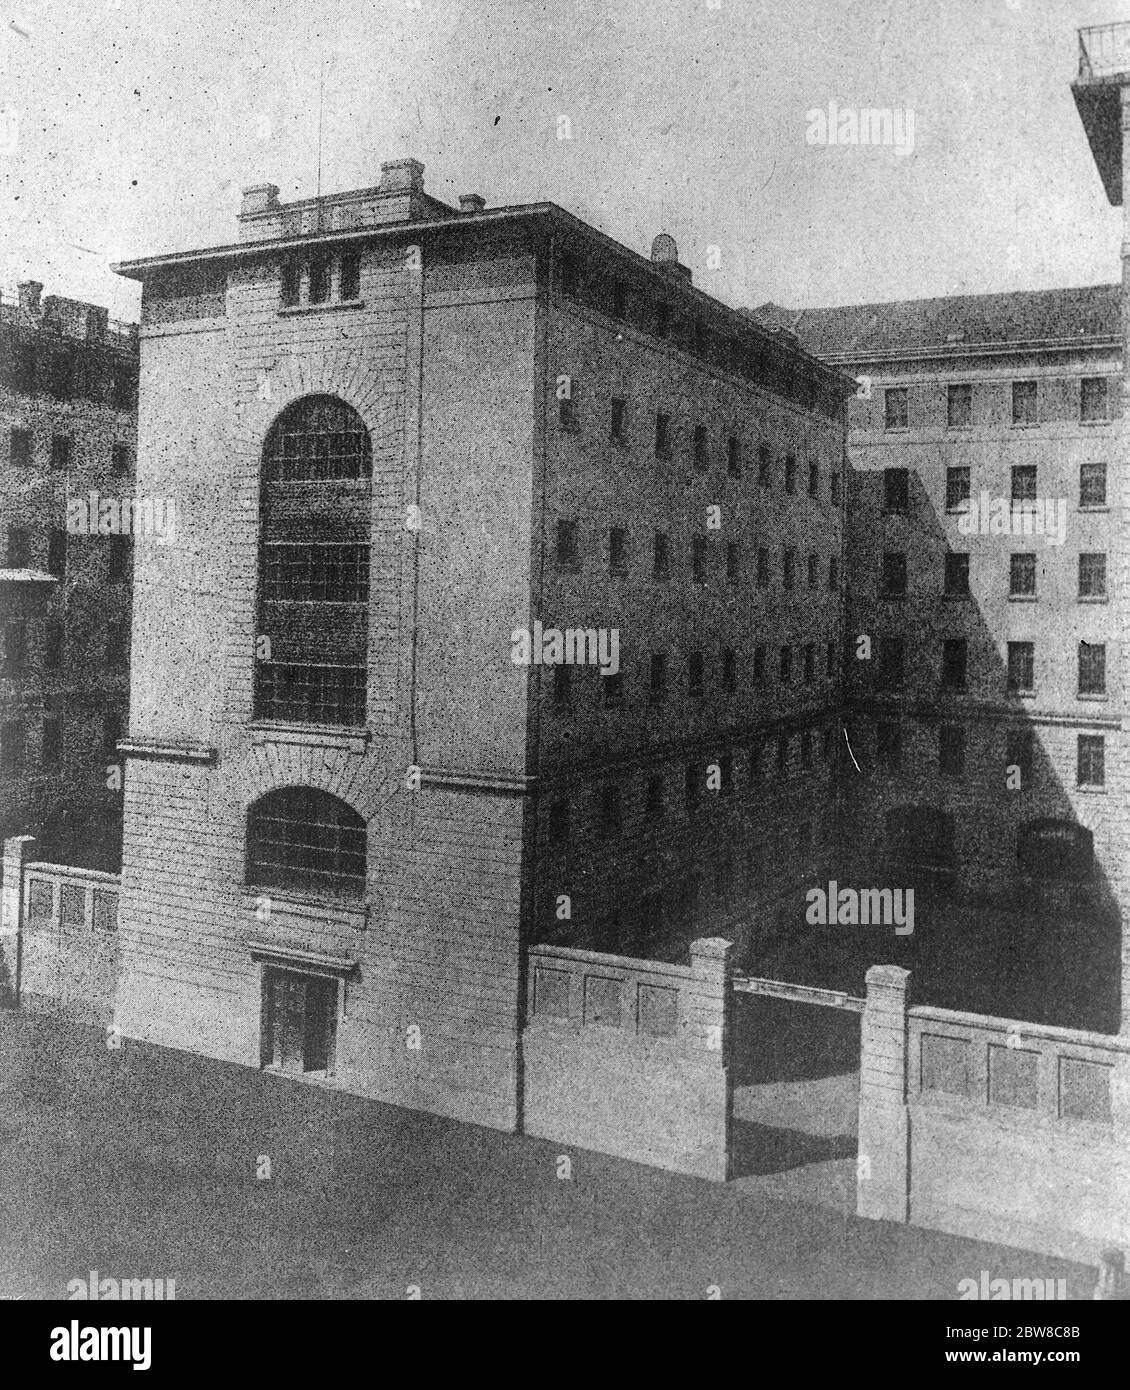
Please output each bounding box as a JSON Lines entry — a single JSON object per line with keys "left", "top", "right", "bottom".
{"left": 554, "top": 248, "right": 843, "bottom": 421}
{"left": 2, "top": 527, "right": 130, "bottom": 579}
{"left": 0, "top": 333, "right": 137, "bottom": 409}
{"left": 5, "top": 428, "right": 131, "bottom": 474}
{"left": 871, "top": 721, "right": 1106, "bottom": 789}
{"left": 2, "top": 616, "right": 126, "bottom": 676}
{"left": 559, "top": 392, "right": 842, "bottom": 499}
{"left": 882, "top": 378, "right": 1114, "bottom": 430}
{"left": 547, "top": 733, "right": 839, "bottom": 844}
{"left": 280, "top": 251, "right": 362, "bottom": 311}
{"left": 870, "top": 636, "right": 1110, "bottom": 697}
{"left": 878, "top": 550, "right": 1109, "bottom": 601}
{"left": 551, "top": 640, "right": 840, "bottom": 707}
{"left": 881, "top": 462, "right": 1108, "bottom": 513}
{"left": 0, "top": 712, "right": 121, "bottom": 775}
{"left": 554, "top": 521, "right": 840, "bottom": 590}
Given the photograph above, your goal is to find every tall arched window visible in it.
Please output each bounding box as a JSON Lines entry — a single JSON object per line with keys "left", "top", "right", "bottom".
{"left": 247, "top": 787, "right": 367, "bottom": 899}
{"left": 254, "top": 395, "right": 371, "bottom": 727}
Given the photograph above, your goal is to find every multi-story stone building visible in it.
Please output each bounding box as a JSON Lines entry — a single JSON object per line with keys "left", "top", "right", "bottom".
{"left": 753, "top": 286, "right": 1127, "bottom": 1031}
{"left": 111, "top": 159, "right": 853, "bottom": 1129}
{"left": 0, "top": 282, "right": 137, "bottom": 870}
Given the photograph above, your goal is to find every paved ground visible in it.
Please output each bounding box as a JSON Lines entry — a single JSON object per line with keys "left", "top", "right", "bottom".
{"left": 0, "top": 1009, "right": 1098, "bottom": 1300}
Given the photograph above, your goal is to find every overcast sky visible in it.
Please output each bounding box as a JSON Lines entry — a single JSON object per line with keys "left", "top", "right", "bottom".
{"left": 1, "top": 0, "right": 1128, "bottom": 322}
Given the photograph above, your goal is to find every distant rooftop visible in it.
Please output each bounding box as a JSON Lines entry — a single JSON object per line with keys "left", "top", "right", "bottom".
{"left": 0, "top": 281, "right": 137, "bottom": 349}
{"left": 748, "top": 284, "right": 1122, "bottom": 361}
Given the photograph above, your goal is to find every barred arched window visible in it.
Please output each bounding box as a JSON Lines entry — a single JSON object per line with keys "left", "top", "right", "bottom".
{"left": 247, "top": 787, "right": 366, "bottom": 899}
{"left": 254, "top": 395, "right": 371, "bottom": 727}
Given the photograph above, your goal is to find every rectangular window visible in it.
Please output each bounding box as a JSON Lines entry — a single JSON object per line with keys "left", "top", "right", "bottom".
{"left": 757, "top": 443, "right": 772, "bottom": 486}
{"left": 884, "top": 387, "right": 909, "bottom": 430}
{"left": 947, "top": 383, "right": 972, "bottom": 428}
{"left": 757, "top": 546, "right": 770, "bottom": 587}
{"left": 782, "top": 548, "right": 796, "bottom": 589}
{"left": 48, "top": 529, "right": 67, "bottom": 579}
{"left": 3, "top": 621, "right": 27, "bottom": 676}
{"left": 1080, "top": 462, "right": 1107, "bottom": 508}
{"left": 1011, "top": 465, "right": 1037, "bottom": 503}
{"left": 339, "top": 252, "right": 361, "bottom": 302}
{"left": 943, "top": 553, "right": 969, "bottom": 597}
{"left": 50, "top": 435, "right": 71, "bottom": 471}
{"left": 807, "top": 553, "right": 818, "bottom": 589}
{"left": 112, "top": 443, "right": 129, "bottom": 475}
{"left": 808, "top": 460, "right": 819, "bottom": 497}
{"left": 44, "top": 620, "right": 63, "bottom": 671}
{"left": 108, "top": 536, "right": 130, "bottom": 581}
{"left": 687, "top": 651, "right": 704, "bottom": 698}
{"left": 881, "top": 551, "right": 907, "bottom": 598}
{"left": 693, "top": 423, "right": 708, "bottom": 471}
{"left": 876, "top": 721, "right": 901, "bottom": 769}
{"left": 939, "top": 724, "right": 965, "bottom": 776}
{"left": 784, "top": 454, "right": 797, "bottom": 494}
{"left": 12, "top": 344, "right": 36, "bottom": 394}
{"left": 9, "top": 427, "right": 31, "bottom": 468}
{"left": 1012, "top": 380, "right": 1038, "bottom": 425}
{"left": 779, "top": 645, "right": 792, "bottom": 684}
{"left": 553, "top": 665, "right": 571, "bottom": 708}
{"left": 828, "top": 556, "right": 839, "bottom": 591}
{"left": 558, "top": 380, "right": 579, "bottom": 432}
{"left": 879, "top": 637, "right": 905, "bottom": 688}
{"left": 1079, "top": 552, "right": 1106, "bottom": 599}
{"left": 262, "top": 968, "right": 337, "bottom": 1076}
{"left": 653, "top": 531, "right": 669, "bottom": 580}
{"left": 4, "top": 527, "right": 29, "bottom": 568}
{"left": 609, "top": 526, "right": 628, "bottom": 576}
{"left": 830, "top": 470, "right": 841, "bottom": 504}
{"left": 1, "top": 721, "right": 26, "bottom": 774}
{"left": 946, "top": 466, "right": 970, "bottom": 512}
{"left": 1006, "top": 730, "right": 1033, "bottom": 788}
{"left": 41, "top": 716, "right": 62, "bottom": 767}
{"left": 722, "top": 648, "right": 736, "bottom": 694}
{"left": 753, "top": 645, "right": 766, "bottom": 684}
{"left": 649, "top": 652, "right": 667, "bottom": 705}
{"left": 655, "top": 412, "right": 671, "bottom": 458}
{"left": 883, "top": 468, "right": 909, "bottom": 513}
{"left": 942, "top": 638, "right": 967, "bottom": 691}
{"left": 1077, "top": 734, "right": 1104, "bottom": 788}
{"left": 111, "top": 366, "right": 136, "bottom": 412}
{"left": 692, "top": 536, "right": 708, "bottom": 584}
{"left": 252, "top": 662, "right": 366, "bottom": 727}
{"left": 1078, "top": 641, "right": 1106, "bottom": 696}
{"left": 281, "top": 262, "right": 301, "bottom": 308}
{"left": 308, "top": 255, "right": 331, "bottom": 305}
{"left": 1010, "top": 552, "right": 1036, "bottom": 597}
{"left": 555, "top": 519, "right": 579, "bottom": 569}
{"left": 610, "top": 396, "right": 627, "bottom": 442}
{"left": 1006, "top": 641, "right": 1034, "bottom": 694}
{"left": 803, "top": 644, "right": 815, "bottom": 684}
{"left": 602, "top": 672, "right": 623, "bottom": 705}
{"left": 727, "top": 436, "right": 741, "bottom": 477}
{"left": 1080, "top": 376, "right": 1109, "bottom": 422}
{"left": 725, "top": 542, "right": 740, "bottom": 584}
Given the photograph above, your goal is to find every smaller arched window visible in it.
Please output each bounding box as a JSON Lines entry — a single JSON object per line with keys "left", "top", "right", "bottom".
{"left": 247, "top": 787, "right": 366, "bottom": 899}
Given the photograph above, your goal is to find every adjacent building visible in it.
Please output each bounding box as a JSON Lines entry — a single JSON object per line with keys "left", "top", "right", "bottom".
{"left": 0, "top": 283, "right": 137, "bottom": 871}
{"left": 111, "top": 160, "right": 853, "bottom": 1128}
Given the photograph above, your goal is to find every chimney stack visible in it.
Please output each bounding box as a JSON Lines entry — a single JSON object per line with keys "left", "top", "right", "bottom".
{"left": 650, "top": 233, "right": 691, "bottom": 284}
{"left": 240, "top": 184, "right": 280, "bottom": 217}
{"left": 459, "top": 193, "right": 486, "bottom": 214}
{"left": 18, "top": 280, "right": 42, "bottom": 315}
{"left": 380, "top": 159, "right": 425, "bottom": 195}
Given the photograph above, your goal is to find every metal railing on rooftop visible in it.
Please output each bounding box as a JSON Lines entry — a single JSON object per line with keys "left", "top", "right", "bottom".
{"left": 1078, "top": 22, "right": 1130, "bottom": 79}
